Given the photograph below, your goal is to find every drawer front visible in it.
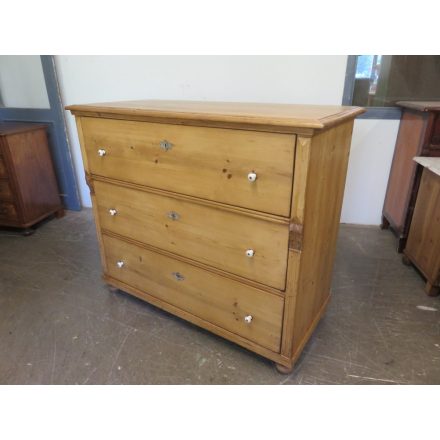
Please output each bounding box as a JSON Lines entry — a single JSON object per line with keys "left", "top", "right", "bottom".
{"left": 82, "top": 117, "right": 295, "bottom": 216}
{"left": 0, "top": 201, "right": 18, "bottom": 221}
{"left": 0, "top": 180, "right": 14, "bottom": 201}
{"left": 102, "top": 234, "right": 284, "bottom": 352}
{"left": 0, "top": 156, "right": 8, "bottom": 178}
{"left": 95, "top": 180, "right": 289, "bottom": 289}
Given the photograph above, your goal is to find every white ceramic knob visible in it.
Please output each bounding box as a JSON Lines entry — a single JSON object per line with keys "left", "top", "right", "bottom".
{"left": 116, "top": 260, "right": 124, "bottom": 268}
{"left": 98, "top": 149, "right": 106, "bottom": 156}
{"left": 244, "top": 315, "right": 253, "bottom": 324}
{"left": 245, "top": 249, "right": 255, "bottom": 258}
{"left": 109, "top": 209, "right": 117, "bottom": 216}
{"left": 247, "top": 172, "right": 257, "bottom": 182}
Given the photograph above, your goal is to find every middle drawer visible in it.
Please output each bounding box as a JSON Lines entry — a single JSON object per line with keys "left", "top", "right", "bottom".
{"left": 94, "top": 180, "right": 289, "bottom": 290}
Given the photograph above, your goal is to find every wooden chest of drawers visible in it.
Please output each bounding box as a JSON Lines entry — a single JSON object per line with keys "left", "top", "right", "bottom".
{"left": 0, "top": 122, "right": 64, "bottom": 234}
{"left": 67, "top": 100, "right": 363, "bottom": 372}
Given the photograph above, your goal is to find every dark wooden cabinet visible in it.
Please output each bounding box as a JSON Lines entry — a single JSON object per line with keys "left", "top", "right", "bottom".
{"left": 0, "top": 122, "right": 64, "bottom": 234}
{"left": 381, "top": 101, "right": 440, "bottom": 251}
{"left": 403, "top": 157, "right": 440, "bottom": 296}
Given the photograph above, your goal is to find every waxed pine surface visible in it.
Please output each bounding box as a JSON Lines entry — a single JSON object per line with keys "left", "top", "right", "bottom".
{"left": 0, "top": 210, "right": 439, "bottom": 384}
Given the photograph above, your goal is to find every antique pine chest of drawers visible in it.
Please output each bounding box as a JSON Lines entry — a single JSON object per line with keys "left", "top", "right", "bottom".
{"left": 67, "top": 100, "right": 363, "bottom": 372}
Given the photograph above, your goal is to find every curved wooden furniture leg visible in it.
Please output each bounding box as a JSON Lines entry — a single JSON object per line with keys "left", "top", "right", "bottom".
{"left": 425, "top": 282, "right": 440, "bottom": 297}
{"left": 275, "top": 363, "right": 294, "bottom": 374}
{"left": 397, "top": 236, "right": 406, "bottom": 253}
{"left": 402, "top": 254, "right": 412, "bottom": 266}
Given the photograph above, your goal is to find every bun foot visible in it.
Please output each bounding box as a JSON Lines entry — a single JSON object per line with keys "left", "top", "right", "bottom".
{"left": 107, "top": 284, "right": 119, "bottom": 294}
{"left": 425, "top": 282, "right": 440, "bottom": 297}
{"left": 275, "top": 362, "right": 294, "bottom": 374}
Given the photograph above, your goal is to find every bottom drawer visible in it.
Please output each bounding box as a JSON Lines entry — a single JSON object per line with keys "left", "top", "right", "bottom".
{"left": 102, "top": 234, "right": 284, "bottom": 352}
{"left": 0, "top": 201, "right": 18, "bottom": 221}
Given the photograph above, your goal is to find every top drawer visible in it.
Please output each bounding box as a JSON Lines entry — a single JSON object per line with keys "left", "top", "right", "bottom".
{"left": 81, "top": 118, "right": 295, "bottom": 216}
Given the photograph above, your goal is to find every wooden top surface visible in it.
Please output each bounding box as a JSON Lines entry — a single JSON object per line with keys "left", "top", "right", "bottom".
{"left": 66, "top": 100, "right": 365, "bottom": 130}
{"left": 0, "top": 122, "right": 48, "bottom": 136}
{"left": 397, "top": 101, "right": 440, "bottom": 112}
{"left": 414, "top": 156, "right": 440, "bottom": 177}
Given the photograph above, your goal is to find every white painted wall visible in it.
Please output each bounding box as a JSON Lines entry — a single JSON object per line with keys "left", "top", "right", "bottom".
{"left": 55, "top": 55, "right": 398, "bottom": 225}
{"left": 341, "top": 119, "right": 399, "bottom": 224}
{"left": 0, "top": 56, "right": 50, "bottom": 108}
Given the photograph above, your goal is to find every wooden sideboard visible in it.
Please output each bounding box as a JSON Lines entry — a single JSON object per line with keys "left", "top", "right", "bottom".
{"left": 403, "top": 157, "right": 440, "bottom": 296}
{"left": 381, "top": 101, "right": 440, "bottom": 251}
{"left": 67, "top": 100, "right": 363, "bottom": 373}
{"left": 0, "top": 122, "right": 64, "bottom": 234}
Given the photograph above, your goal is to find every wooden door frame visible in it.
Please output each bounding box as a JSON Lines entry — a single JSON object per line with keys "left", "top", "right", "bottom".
{"left": 0, "top": 55, "right": 81, "bottom": 210}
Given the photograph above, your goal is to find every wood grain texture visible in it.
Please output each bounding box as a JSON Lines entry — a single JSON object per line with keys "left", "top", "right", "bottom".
{"left": 93, "top": 175, "right": 289, "bottom": 225}
{"left": 81, "top": 117, "right": 295, "bottom": 216}
{"left": 290, "top": 121, "right": 354, "bottom": 359}
{"left": 382, "top": 106, "right": 440, "bottom": 252}
{"left": 0, "top": 180, "right": 13, "bottom": 201}
{"left": 104, "top": 274, "right": 291, "bottom": 366}
{"left": 67, "top": 100, "right": 365, "bottom": 131}
{"left": 280, "top": 136, "right": 311, "bottom": 359}
{"left": 68, "top": 101, "right": 360, "bottom": 371}
{"left": 0, "top": 122, "right": 48, "bottom": 136}
{"left": 382, "top": 110, "right": 427, "bottom": 233}
{"left": 103, "top": 229, "right": 284, "bottom": 296}
{"left": 397, "top": 101, "right": 440, "bottom": 112}
{"left": 0, "top": 156, "right": 7, "bottom": 178}
{"left": 4, "top": 128, "right": 62, "bottom": 223}
{"left": 0, "top": 201, "right": 18, "bottom": 222}
{"left": 405, "top": 167, "right": 440, "bottom": 288}
{"left": 431, "top": 115, "right": 440, "bottom": 147}
{"left": 102, "top": 234, "right": 284, "bottom": 352}
{"left": 94, "top": 179, "right": 289, "bottom": 289}
{"left": 0, "top": 125, "right": 63, "bottom": 229}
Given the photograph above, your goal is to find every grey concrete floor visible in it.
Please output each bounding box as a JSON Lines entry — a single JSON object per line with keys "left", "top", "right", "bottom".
{"left": 0, "top": 209, "right": 439, "bottom": 384}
